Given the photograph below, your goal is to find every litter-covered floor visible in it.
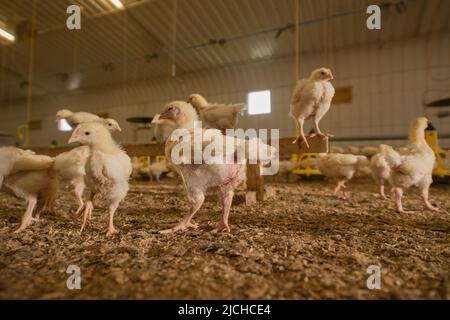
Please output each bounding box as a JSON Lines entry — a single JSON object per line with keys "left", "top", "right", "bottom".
{"left": 0, "top": 178, "right": 449, "bottom": 299}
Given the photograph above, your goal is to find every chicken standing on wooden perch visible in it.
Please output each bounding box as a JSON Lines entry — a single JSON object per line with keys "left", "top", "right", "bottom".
{"left": 154, "top": 101, "right": 275, "bottom": 233}
{"left": 0, "top": 147, "right": 57, "bottom": 232}
{"left": 187, "top": 93, "right": 245, "bottom": 133}
{"left": 68, "top": 122, "right": 132, "bottom": 235}
{"left": 56, "top": 109, "right": 122, "bottom": 132}
{"left": 289, "top": 68, "right": 335, "bottom": 148}
{"left": 380, "top": 117, "right": 439, "bottom": 213}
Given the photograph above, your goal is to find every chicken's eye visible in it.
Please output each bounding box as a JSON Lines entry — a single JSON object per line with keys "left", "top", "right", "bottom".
{"left": 320, "top": 71, "right": 325, "bottom": 75}
{"left": 85, "top": 131, "right": 90, "bottom": 136}
{"left": 108, "top": 123, "right": 112, "bottom": 126}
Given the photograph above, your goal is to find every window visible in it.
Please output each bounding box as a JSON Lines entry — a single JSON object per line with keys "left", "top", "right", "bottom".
{"left": 247, "top": 90, "right": 271, "bottom": 115}
{"left": 58, "top": 119, "right": 73, "bottom": 132}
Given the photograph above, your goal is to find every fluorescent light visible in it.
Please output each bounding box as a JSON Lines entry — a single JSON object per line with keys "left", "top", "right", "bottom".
{"left": 0, "top": 28, "right": 15, "bottom": 42}
{"left": 109, "top": 0, "right": 124, "bottom": 9}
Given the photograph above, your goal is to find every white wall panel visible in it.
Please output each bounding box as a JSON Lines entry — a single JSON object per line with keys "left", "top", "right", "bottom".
{"left": 0, "top": 34, "right": 448, "bottom": 148}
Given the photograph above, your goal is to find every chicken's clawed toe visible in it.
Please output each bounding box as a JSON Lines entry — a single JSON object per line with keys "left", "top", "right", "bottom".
{"left": 106, "top": 227, "right": 118, "bottom": 236}
{"left": 212, "top": 222, "right": 231, "bottom": 234}
{"left": 160, "top": 221, "right": 198, "bottom": 234}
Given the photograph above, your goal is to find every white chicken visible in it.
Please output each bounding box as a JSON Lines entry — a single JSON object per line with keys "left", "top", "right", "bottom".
{"left": 269, "top": 159, "right": 297, "bottom": 181}
{"left": 56, "top": 109, "right": 122, "bottom": 132}
{"left": 156, "top": 101, "right": 275, "bottom": 233}
{"left": 0, "top": 147, "right": 53, "bottom": 188}
{"left": 0, "top": 147, "right": 56, "bottom": 232}
{"left": 361, "top": 146, "right": 379, "bottom": 158}
{"left": 369, "top": 150, "right": 391, "bottom": 200}
{"left": 187, "top": 93, "right": 245, "bottom": 133}
{"left": 51, "top": 146, "right": 90, "bottom": 214}
{"left": 344, "top": 146, "right": 361, "bottom": 155}
{"left": 289, "top": 67, "right": 335, "bottom": 148}
{"left": 68, "top": 122, "right": 132, "bottom": 235}
{"left": 330, "top": 146, "right": 345, "bottom": 154}
{"left": 380, "top": 117, "right": 438, "bottom": 213}
{"left": 152, "top": 101, "right": 199, "bottom": 142}
{"left": 316, "top": 153, "right": 369, "bottom": 198}
{"left": 152, "top": 114, "right": 177, "bottom": 143}
{"left": 146, "top": 161, "right": 168, "bottom": 182}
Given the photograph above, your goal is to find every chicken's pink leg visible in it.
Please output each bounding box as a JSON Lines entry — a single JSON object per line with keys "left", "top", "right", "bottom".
{"left": 106, "top": 202, "right": 119, "bottom": 236}
{"left": 333, "top": 180, "right": 348, "bottom": 198}
{"left": 160, "top": 198, "right": 203, "bottom": 234}
{"left": 420, "top": 179, "right": 439, "bottom": 212}
{"left": 80, "top": 200, "right": 93, "bottom": 233}
{"left": 15, "top": 195, "right": 37, "bottom": 233}
{"left": 215, "top": 190, "right": 233, "bottom": 233}
{"left": 379, "top": 184, "right": 388, "bottom": 200}
{"left": 312, "top": 119, "right": 334, "bottom": 139}
{"left": 292, "top": 118, "right": 310, "bottom": 148}
{"left": 73, "top": 181, "right": 85, "bottom": 216}
{"left": 392, "top": 187, "right": 412, "bottom": 213}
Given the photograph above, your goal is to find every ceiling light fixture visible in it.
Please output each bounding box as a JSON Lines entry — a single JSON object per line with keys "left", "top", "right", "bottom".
{"left": 0, "top": 27, "right": 15, "bottom": 42}
{"left": 109, "top": 0, "right": 124, "bottom": 9}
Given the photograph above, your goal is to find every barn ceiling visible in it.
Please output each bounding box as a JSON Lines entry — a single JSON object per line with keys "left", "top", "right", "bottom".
{"left": 0, "top": 0, "right": 448, "bottom": 102}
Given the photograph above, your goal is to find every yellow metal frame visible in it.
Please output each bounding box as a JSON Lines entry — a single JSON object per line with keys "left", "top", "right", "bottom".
{"left": 425, "top": 129, "right": 449, "bottom": 178}
{"left": 291, "top": 153, "right": 322, "bottom": 176}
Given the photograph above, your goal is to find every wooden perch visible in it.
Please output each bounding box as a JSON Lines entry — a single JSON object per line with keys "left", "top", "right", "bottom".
{"left": 276, "top": 136, "right": 329, "bottom": 155}
{"left": 245, "top": 161, "right": 265, "bottom": 205}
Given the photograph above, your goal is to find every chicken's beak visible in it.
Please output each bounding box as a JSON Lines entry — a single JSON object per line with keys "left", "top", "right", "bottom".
{"left": 115, "top": 124, "right": 122, "bottom": 132}
{"left": 328, "top": 73, "right": 334, "bottom": 80}
{"left": 68, "top": 125, "right": 82, "bottom": 144}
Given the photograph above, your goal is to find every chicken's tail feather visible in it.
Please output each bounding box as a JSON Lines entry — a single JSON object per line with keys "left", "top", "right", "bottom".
{"left": 379, "top": 144, "right": 401, "bottom": 168}
{"left": 12, "top": 155, "right": 54, "bottom": 173}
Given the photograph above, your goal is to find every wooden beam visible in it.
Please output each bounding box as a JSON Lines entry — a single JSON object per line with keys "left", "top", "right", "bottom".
{"left": 246, "top": 162, "right": 265, "bottom": 204}
{"left": 30, "top": 137, "right": 329, "bottom": 158}
{"left": 277, "top": 136, "right": 329, "bottom": 155}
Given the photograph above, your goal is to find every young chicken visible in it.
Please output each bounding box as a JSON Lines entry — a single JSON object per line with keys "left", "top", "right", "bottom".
{"left": 0, "top": 147, "right": 56, "bottom": 232}
{"left": 156, "top": 101, "right": 275, "bottom": 233}
{"left": 187, "top": 93, "right": 245, "bottom": 133}
{"left": 152, "top": 101, "right": 199, "bottom": 142}
{"left": 56, "top": 109, "right": 122, "bottom": 132}
{"left": 146, "top": 161, "right": 168, "bottom": 182}
{"left": 276, "top": 159, "right": 297, "bottom": 181}
{"left": 152, "top": 114, "right": 177, "bottom": 143}
{"left": 51, "top": 146, "right": 90, "bottom": 214}
{"left": 68, "top": 122, "right": 132, "bottom": 235}
{"left": 330, "top": 146, "right": 345, "bottom": 154}
{"left": 164, "top": 129, "right": 275, "bottom": 234}
{"left": 289, "top": 67, "right": 335, "bottom": 148}
{"left": 344, "top": 146, "right": 361, "bottom": 155}
{"left": 0, "top": 147, "right": 53, "bottom": 188}
{"left": 380, "top": 117, "right": 438, "bottom": 213}
{"left": 361, "top": 146, "right": 379, "bottom": 158}
{"left": 316, "top": 153, "right": 369, "bottom": 198}
{"left": 369, "top": 150, "right": 391, "bottom": 200}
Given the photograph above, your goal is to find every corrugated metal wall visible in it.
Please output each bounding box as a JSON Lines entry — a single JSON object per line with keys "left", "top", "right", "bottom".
{"left": 0, "top": 33, "right": 448, "bottom": 147}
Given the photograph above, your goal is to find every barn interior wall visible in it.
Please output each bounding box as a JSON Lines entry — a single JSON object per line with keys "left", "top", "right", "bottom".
{"left": 0, "top": 33, "right": 448, "bottom": 148}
